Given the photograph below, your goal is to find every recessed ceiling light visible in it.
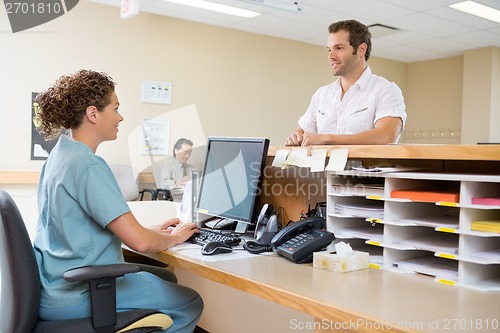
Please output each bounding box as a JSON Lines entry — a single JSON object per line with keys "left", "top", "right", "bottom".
{"left": 449, "top": 1, "right": 500, "bottom": 24}
{"left": 368, "top": 24, "right": 401, "bottom": 38}
{"left": 164, "top": 0, "right": 261, "bottom": 18}
{"left": 235, "top": 0, "right": 302, "bottom": 13}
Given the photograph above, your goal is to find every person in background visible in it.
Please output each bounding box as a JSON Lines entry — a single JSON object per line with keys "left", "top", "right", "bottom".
{"left": 33, "top": 69, "right": 203, "bottom": 332}
{"left": 159, "top": 138, "right": 195, "bottom": 202}
{"left": 285, "top": 19, "right": 407, "bottom": 146}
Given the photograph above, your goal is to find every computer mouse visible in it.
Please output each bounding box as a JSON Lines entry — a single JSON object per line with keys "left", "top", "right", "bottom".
{"left": 201, "top": 241, "right": 233, "bottom": 255}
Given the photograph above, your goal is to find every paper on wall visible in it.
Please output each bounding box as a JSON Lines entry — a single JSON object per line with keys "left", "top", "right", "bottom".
{"left": 272, "top": 149, "right": 290, "bottom": 168}
{"left": 310, "top": 149, "right": 327, "bottom": 172}
{"left": 283, "top": 148, "right": 326, "bottom": 172}
{"left": 272, "top": 148, "right": 334, "bottom": 172}
{"left": 280, "top": 148, "right": 307, "bottom": 168}
{"left": 325, "top": 148, "right": 348, "bottom": 171}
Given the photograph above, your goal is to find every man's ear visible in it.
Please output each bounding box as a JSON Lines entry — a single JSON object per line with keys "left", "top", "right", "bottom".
{"left": 86, "top": 106, "right": 98, "bottom": 124}
{"left": 358, "top": 42, "right": 367, "bottom": 59}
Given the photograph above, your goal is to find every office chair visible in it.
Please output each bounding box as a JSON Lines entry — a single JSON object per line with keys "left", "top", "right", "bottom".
{"left": 152, "top": 160, "right": 173, "bottom": 201}
{"left": 0, "top": 190, "right": 173, "bottom": 333}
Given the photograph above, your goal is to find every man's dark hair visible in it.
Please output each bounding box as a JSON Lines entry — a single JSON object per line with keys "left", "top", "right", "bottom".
{"left": 173, "top": 138, "right": 193, "bottom": 156}
{"left": 328, "top": 20, "right": 372, "bottom": 61}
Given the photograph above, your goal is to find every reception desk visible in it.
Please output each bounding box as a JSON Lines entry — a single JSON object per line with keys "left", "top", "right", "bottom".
{"left": 133, "top": 244, "right": 500, "bottom": 333}
{"left": 128, "top": 200, "right": 500, "bottom": 333}
{"left": 261, "top": 144, "right": 500, "bottom": 220}
{"left": 127, "top": 145, "right": 500, "bottom": 333}
{"left": 267, "top": 144, "right": 500, "bottom": 161}
{"left": 2, "top": 145, "right": 500, "bottom": 333}
{"left": 2, "top": 144, "right": 498, "bottom": 186}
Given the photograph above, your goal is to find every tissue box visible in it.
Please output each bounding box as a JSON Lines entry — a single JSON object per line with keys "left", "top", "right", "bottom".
{"left": 313, "top": 250, "right": 369, "bottom": 273}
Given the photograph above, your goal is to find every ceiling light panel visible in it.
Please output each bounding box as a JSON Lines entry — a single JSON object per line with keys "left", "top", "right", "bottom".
{"left": 449, "top": 1, "right": 500, "bottom": 24}
{"left": 234, "top": 0, "right": 302, "bottom": 13}
{"left": 164, "top": 0, "right": 261, "bottom": 18}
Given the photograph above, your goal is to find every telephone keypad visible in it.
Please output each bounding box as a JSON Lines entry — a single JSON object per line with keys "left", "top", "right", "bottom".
{"left": 278, "top": 229, "right": 335, "bottom": 263}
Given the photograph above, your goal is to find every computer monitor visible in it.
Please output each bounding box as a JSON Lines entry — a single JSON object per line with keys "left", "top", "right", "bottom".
{"left": 196, "top": 137, "right": 270, "bottom": 234}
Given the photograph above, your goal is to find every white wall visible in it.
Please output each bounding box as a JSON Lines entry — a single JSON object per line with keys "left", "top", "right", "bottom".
{"left": 0, "top": 1, "right": 335, "bottom": 173}
{"left": 404, "top": 57, "right": 463, "bottom": 144}
{"left": 461, "top": 47, "right": 500, "bottom": 144}
{"left": 0, "top": 185, "right": 39, "bottom": 241}
{"left": 491, "top": 47, "right": 500, "bottom": 143}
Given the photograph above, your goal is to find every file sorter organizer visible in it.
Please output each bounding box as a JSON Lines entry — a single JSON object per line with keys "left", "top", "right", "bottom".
{"left": 327, "top": 171, "right": 500, "bottom": 291}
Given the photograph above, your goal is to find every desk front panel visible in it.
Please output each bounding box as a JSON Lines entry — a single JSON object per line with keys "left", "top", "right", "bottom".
{"left": 149, "top": 250, "right": 500, "bottom": 333}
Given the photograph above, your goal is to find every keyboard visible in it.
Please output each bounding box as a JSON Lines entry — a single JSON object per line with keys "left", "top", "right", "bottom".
{"left": 187, "top": 228, "right": 241, "bottom": 247}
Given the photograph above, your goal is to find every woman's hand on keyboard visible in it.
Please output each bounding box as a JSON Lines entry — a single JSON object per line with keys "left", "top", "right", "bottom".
{"left": 169, "top": 222, "right": 200, "bottom": 243}
{"left": 153, "top": 217, "right": 181, "bottom": 233}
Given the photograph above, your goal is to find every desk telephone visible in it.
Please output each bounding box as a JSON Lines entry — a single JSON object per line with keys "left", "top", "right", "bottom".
{"left": 271, "top": 217, "right": 335, "bottom": 264}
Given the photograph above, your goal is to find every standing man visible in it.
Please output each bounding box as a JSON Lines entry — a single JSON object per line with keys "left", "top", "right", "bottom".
{"left": 159, "top": 138, "right": 195, "bottom": 202}
{"left": 285, "top": 20, "right": 407, "bottom": 146}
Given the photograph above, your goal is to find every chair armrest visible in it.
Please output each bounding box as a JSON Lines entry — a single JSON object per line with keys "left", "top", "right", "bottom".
{"left": 63, "top": 263, "right": 146, "bottom": 332}
{"left": 63, "top": 263, "right": 140, "bottom": 282}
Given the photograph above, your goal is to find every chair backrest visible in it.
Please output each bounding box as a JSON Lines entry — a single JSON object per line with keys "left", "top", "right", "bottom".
{"left": 150, "top": 158, "right": 167, "bottom": 189}
{"left": 109, "top": 164, "right": 140, "bottom": 201}
{"left": 0, "top": 190, "right": 41, "bottom": 333}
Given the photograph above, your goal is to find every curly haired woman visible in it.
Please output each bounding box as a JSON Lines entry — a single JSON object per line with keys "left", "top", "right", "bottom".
{"left": 33, "top": 69, "right": 203, "bottom": 332}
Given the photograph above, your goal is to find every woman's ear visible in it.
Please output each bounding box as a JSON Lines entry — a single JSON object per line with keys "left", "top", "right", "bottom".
{"left": 85, "top": 106, "right": 98, "bottom": 124}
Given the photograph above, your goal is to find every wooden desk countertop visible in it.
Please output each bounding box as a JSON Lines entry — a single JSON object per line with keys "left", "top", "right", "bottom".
{"left": 144, "top": 249, "right": 500, "bottom": 333}
{"left": 2, "top": 144, "right": 499, "bottom": 185}
{"left": 268, "top": 144, "right": 500, "bottom": 161}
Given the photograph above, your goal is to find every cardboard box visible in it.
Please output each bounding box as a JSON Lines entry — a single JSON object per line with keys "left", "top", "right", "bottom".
{"left": 313, "top": 250, "right": 369, "bottom": 273}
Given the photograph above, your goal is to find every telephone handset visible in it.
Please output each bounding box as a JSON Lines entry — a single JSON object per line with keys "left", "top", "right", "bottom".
{"left": 271, "top": 217, "right": 335, "bottom": 264}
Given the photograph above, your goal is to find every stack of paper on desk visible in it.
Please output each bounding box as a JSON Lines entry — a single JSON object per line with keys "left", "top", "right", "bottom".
{"left": 396, "top": 256, "right": 458, "bottom": 280}
{"left": 331, "top": 183, "right": 384, "bottom": 197}
{"left": 392, "top": 215, "right": 459, "bottom": 229}
{"left": 333, "top": 202, "right": 384, "bottom": 219}
{"left": 394, "top": 234, "right": 459, "bottom": 254}
{"left": 335, "top": 226, "right": 384, "bottom": 242}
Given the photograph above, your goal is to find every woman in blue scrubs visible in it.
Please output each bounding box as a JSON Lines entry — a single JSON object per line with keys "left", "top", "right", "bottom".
{"left": 33, "top": 69, "right": 203, "bottom": 333}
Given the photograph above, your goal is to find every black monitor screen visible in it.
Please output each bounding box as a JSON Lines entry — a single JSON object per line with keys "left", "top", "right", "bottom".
{"left": 196, "top": 137, "right": 269, "bottom": 232}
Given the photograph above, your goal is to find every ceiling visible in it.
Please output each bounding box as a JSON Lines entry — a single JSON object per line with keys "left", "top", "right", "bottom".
{"left": 88, "top": 0, "right": 500, "bottom": 63}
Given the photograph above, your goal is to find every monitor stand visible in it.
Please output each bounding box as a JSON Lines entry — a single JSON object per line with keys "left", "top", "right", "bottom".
{"left": 234, "top": 221, "right": 249, "bottom": 234}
